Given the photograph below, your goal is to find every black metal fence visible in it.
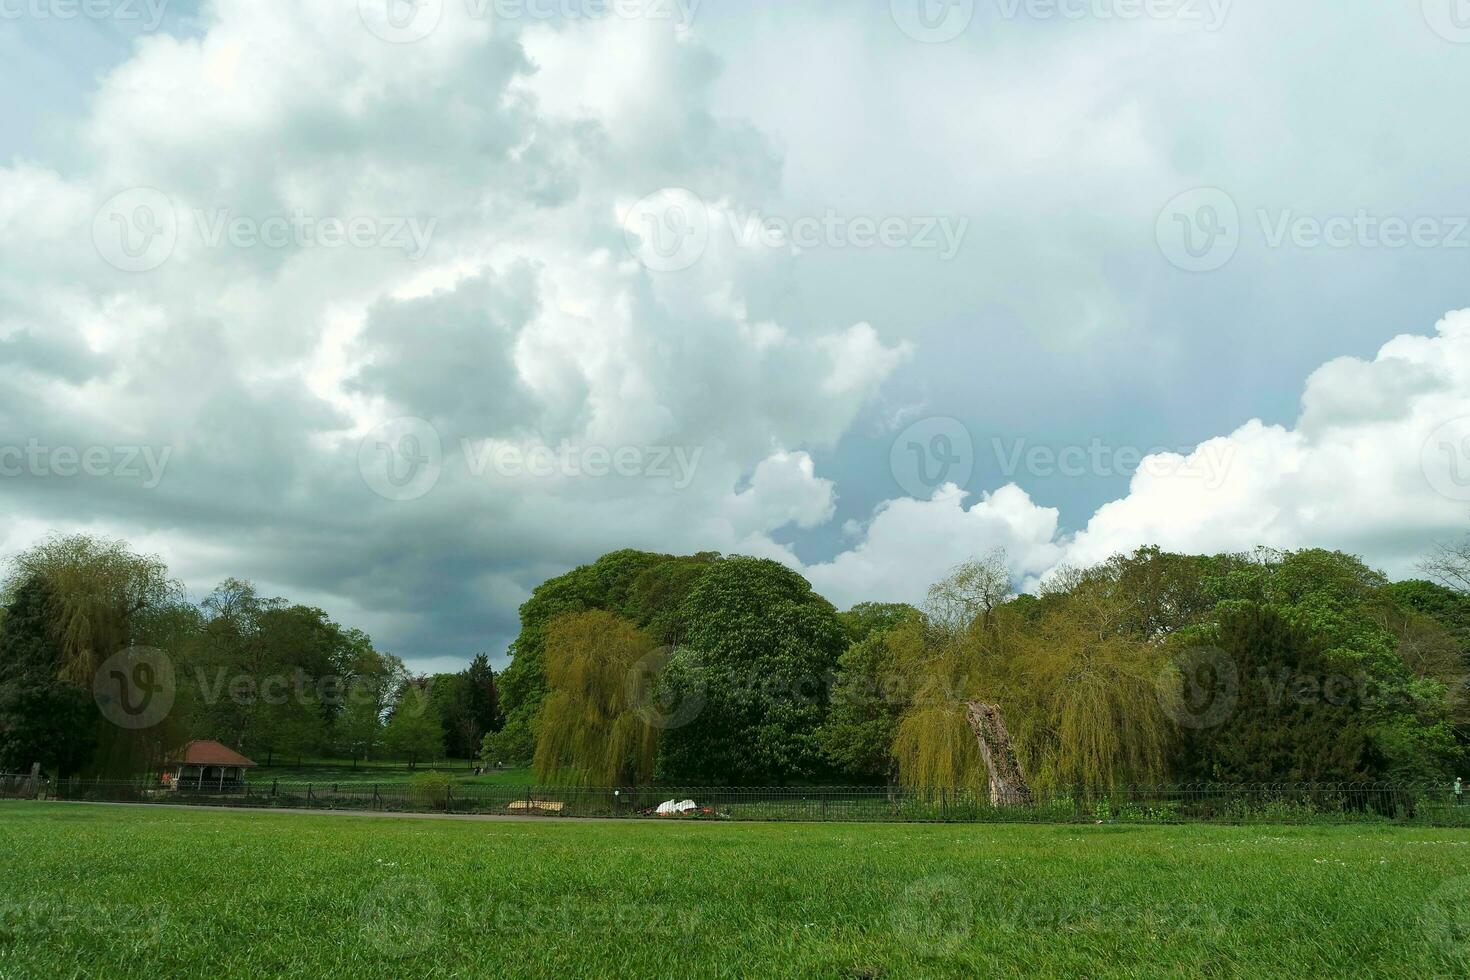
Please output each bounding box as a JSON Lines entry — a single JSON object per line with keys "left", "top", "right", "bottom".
{"left": 27, "top": 779, "right": 1470, "bottom": 826}
{"left": 0, "top": 772, "right": 40, "bottom": 800}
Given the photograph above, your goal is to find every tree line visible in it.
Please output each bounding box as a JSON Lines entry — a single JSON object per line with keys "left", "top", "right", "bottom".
{"left": 4, "top": 532, "right": 1467, "bottom": 789}
{"left": 0, "top": 535, "right": 501, "bottom": 776}
{"left": 495, "top": 544, "right": 1470, "bottom": 790}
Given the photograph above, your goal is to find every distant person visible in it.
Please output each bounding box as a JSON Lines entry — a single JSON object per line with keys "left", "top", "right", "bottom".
{"left": 1456, "top": 776, "right": 1464, "bottom": 807}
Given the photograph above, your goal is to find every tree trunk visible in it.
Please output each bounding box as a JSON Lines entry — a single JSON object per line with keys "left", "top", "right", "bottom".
{"left": 963, "top": 702, "right": 1033, "bottom": 807}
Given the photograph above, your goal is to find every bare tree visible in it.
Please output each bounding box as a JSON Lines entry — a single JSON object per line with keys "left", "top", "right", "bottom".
{"left": 925, "top": 549, "right": 1013, "bottom": 634}
{"left": 1421, "top": 535, "right": 1470, "bottom": 594}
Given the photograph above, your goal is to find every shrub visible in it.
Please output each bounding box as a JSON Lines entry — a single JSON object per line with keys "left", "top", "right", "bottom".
{"left": 410, "top": 772, "right": 453, "bottom": 811}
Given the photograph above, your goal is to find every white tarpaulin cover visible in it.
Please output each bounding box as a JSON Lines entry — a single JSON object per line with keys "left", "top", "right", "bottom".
{"left": 656, "top": 799, "right": 698, "bottom": 815}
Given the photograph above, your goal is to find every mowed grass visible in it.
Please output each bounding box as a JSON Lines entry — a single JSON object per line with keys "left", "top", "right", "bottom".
{"left": 2, "top": 804, "right": 1469, "bottom": 978}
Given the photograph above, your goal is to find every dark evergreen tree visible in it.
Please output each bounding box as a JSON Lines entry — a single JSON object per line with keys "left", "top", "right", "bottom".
{"left": 0, "top": 575, "right": 97, "bottom": 775}
{"left": 1175, "top": 602, "right": 1377, "bottom": 784}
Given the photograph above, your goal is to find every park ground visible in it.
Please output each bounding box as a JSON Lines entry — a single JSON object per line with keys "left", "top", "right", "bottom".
{"left": 1, "top": 804, "right": 1469, "bottom": 978}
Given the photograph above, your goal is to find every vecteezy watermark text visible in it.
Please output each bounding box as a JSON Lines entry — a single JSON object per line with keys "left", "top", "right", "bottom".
{"left": 1158, "top": 188, "right": 1470, "bottom": 272}
{"left": 623, "top": 188, "right": 969, "bottom": 272}
{"left": 890, "top": 0, "right": 1231, "bottom": 43}
{"left": 0, "top": 440, "right": 171, "bottom": 488}
{"left": 992, "top": 437, "right": 1235, "bottom": 488}
{"left": 358, "top": 0, "right": 701, "bottom": 44}
{"left": 0, "top": 0, "right": 168, "bottom": 30}
{"left": 358, "top": 417, "right": 705, "bottom": 501}
{"left": 93, "top": 187, "right": 437, "bottom": 272}
{"left": 462, "top": 440, "right": 702, "bottom": 486}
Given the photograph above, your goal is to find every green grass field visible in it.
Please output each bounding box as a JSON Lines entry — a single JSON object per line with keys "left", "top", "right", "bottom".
{"left": 2, "top": 804, "right": 1469, "bottom": 978}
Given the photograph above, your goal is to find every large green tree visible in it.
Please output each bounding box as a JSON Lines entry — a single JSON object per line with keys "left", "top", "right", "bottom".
{"left": 382, "top": 678, "right": 445, "bottom": 765}
{"left": 491, "top": 550, "right": 717, "bottom": 766}
{"left": 0, "top": 576, "right": 97, "bottom": 775}
{"left": 654, "top": 557, "right": 847, "bottom": 784}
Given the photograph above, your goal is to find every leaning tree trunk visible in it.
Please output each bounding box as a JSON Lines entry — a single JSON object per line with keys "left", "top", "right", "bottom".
{"left": 963, "top": 702, "right": 1033, "bottom": 807}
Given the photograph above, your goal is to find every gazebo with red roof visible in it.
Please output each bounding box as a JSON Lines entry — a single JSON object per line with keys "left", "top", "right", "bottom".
{"left": 165, "top": 740, "right": 257, "bottom": 792}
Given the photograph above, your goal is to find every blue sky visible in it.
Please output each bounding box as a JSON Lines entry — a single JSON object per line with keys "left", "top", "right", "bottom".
{"left": 3, "top": 0, "right": 1470, "bottom": 673}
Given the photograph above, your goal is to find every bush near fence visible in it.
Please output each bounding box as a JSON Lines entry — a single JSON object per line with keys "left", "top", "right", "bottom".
{"left": 28, "top": 780, "right": 1470, "bottom": 827}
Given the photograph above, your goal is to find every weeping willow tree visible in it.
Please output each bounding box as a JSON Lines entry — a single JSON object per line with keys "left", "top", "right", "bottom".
{"left": 888, "top": 618, "right": 989, "bottom": 797}
{"left": 532, "top": 610, "right": 661, "bottom": 786}
{"left": 890, "top": 560, "right": 1175, "bottom": 795}
{"left": 969, "top": 585, "right": 1175, "bottom": 792}
{"left": 3, "top": 534, "right": 183, "bottom": 776}
{"left": 7, "top": 534, "right": 179, "bottom": 684}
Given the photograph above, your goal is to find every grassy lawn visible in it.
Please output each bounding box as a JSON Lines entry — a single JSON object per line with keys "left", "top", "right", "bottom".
{"left": 2, "top": 804, "right": 1469, "bottom": 978}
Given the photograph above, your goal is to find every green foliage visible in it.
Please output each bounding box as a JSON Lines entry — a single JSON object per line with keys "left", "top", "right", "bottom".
{"left": 409, "top": 770, "right": 454, "bottom": 811}
{"left": 836, "top": 602, "right": 922, "bottom": 645}
{"left": 820, "top": 623, "right": 919, "bottom": 783}
{"left": 989, "top": 591, "right": 1175, "bottom": 792}
{"left": 481, "top": 716, "right": 535, "bottom": 769}
{"left": 494, "top": 550, "right": 717, "bottom": 765}
{"left": 532, "top": 611, "right": 661, "bottom": 785}
{"left": 0, "top": 575, "right": 97, "bottom": 775}
{"left": 1173, "top": 602, "right": 1378, "bottom": 783}
{"left": 1385, "top": 580, "right": 1470, "bottom": 744}
{"left": 381, "top": 680, "right": 445, "bottom": 764}
{"left": 656, "top": 557, "right": 847, "bottom": 784}
{"left": 174, "top": 579, "right": 369, "bottom": 762}
{"left": 4, "top": 533, "right": 182, "bottom": 684}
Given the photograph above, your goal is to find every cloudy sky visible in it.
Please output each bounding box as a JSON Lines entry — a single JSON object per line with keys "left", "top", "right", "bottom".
{"left": 3, "top": 0, "right": 1470, "bottom": 673}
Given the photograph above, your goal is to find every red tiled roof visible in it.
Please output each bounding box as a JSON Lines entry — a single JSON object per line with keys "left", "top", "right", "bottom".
{"left": 171, "top": 740, "right": 257, "bottom": 767}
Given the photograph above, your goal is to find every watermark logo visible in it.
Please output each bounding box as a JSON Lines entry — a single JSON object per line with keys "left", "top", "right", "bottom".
{"left": 93, "top": 647, "right": 176, "bottom": 730}
{"left": 359, "top": 0, "right": 444, "bottom": 43}
{"left": 1156, "top": 646, "right": 1238, "bottom": 730}
{"left": 891, "top": 0, "right": 975, "bottom": 43}
{"left": 359, "top": 417, "right": 443, "bottom": 502}
{"left": 1157, "top": 188, "right": 1240, "bottom": 273}
{"left": 624, "top": 188, "right": 710, "bottom": 272}
{"left": 890, "top": 875, "right": 974, "bottom": 956}
{"left": 1422, "top": 417, "right": 1470, "bottom": 502}
{"left": 1423, "top": 0, "right": 1470, "bottom": 43}
{"left": 93, "top": 188, "right": 177, "bottom": 273}
{"left": 626, "top": 647, "right": 706, "bottom": 730}
{"left": 891, "top": 416, "right": 974, "bottom": 499}
{"left": 359, "top": 876, "right": 443, "bottom": 958}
